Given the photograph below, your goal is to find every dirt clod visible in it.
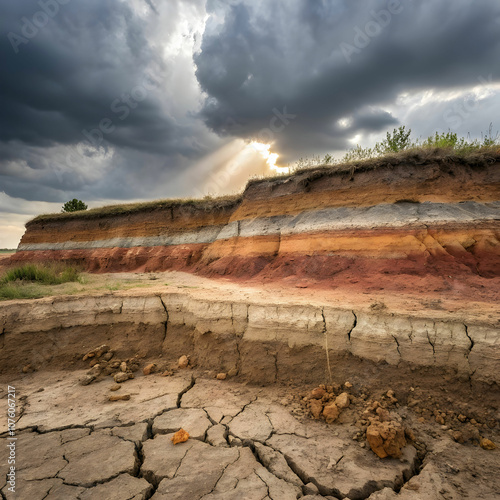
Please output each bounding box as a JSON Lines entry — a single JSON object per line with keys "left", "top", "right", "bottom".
{"left": 366, "top": 419, "right": 407, "bottom": 459}
{"left": 109, "top": 394, "right": 130, "bottom": 402}
{"left": 143, "top": 363, "right": 156, "bottom": 375}
{"left": 171, "top": 428, "right": 189, "bottom": 445}
{"left": 323, "top": 402, "right": 340, "bottom": 423}
{"left": 480, "top": 438, "right": 496, "bottom": 450}
{"left": 178, "top": 355, "right": 189, "bottom": 369}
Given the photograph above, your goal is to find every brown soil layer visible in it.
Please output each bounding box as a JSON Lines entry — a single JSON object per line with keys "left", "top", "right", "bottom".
{"left": 232, "top": 162, "right": 500, "bottom": 220}
{"left": 20, "top": 204, "right": 234, "bottom": 244}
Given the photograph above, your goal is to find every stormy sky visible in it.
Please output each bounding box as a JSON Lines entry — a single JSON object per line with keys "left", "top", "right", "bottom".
{"left": 1, "top": 0, "right": 500, "bottom": 247}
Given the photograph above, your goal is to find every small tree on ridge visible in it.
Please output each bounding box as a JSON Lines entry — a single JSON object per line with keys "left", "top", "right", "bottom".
{"left": 62, "top": 199, "right": 88, "bottom": 213}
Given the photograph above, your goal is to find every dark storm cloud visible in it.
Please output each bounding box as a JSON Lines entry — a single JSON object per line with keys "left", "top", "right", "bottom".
{"left": 0, "top": 0, "right": 217, "bottom": 204}
{"left": 0, "top": 0, "right": 167, "bottom": 151}
{"left": 195, "top": 0, "right": 500, "bottom": 162}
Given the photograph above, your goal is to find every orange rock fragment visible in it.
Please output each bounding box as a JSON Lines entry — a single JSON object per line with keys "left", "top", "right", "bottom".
{"left": 323, "top": 402, "right": 340, "bottom": 424}
{"left": 143, "top": 363, "right": 156, "bottom": 375}
{"left": 171, "top": 429, "right": 190, "bottom": 445}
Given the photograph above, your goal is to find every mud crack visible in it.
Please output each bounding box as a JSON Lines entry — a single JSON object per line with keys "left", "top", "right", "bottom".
{"left": 176, "top": 375, "right": 196, "bottom": 408}
{"left": 347, "top": 311, "right": 358, "bottom": 342}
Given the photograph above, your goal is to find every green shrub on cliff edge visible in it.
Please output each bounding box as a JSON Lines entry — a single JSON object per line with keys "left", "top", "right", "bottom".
{"left": 294, "top": 124, "right": 499, "bottom": 168}
{"left": 62, "top": 199, "right": 88, "bottom": 212}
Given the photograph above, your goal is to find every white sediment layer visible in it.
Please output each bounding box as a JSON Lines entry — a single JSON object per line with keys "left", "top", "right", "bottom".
{"left": 18, "top": 201, "right": 500, "bottom": 251}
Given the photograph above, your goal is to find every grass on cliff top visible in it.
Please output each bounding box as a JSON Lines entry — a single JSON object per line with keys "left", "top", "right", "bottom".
{"left": 27, "top": 194, "right": 242, "bottom": 226}
{"left": 26, "top": 128, "right": 500, "bottom": 226}
{"left": 247, "top": 144, "right": 500, "bottom": 187}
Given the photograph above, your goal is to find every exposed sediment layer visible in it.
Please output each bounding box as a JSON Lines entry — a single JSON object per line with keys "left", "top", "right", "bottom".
{"left": 0, "top": 287, "right": 498, "bottom": 385}
{"left": 13, "top": 159, "right": 500, "bottom": 285}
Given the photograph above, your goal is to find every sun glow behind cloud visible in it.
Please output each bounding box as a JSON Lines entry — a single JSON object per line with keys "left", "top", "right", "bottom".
{"left": 248, "top": 142, "right": 288, "bottom": 173}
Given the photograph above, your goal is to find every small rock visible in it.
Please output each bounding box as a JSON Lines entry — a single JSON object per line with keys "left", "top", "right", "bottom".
{"left": 161, "top": 370, "right": 174, "bottom": 377}
{"left": 129, "top": 362, "right": 140, "bottom": 372}
{"left": 376, "top": 407, "right": 391, "bottom": 422}
{"left": 22, "top": 364, "right": 34, "bottom": 374}
{"left": 89, "top": 358, "right": 99, "bottom": 368}
{"left": 335, "top": 392, "right": 350, "bottom": 409}
{"left": 120, "top": 362, "right": 128, "bottom": 372}
{"left": 178, "top": 355, "right": 189, "bottom": 369}
{"left": 110, "top": 384, "right": 121, "bottom": 392}
{"left": 480, "top": 438, "right": 496, "bottom": 450}
{"left": 95, "top": 345, "right": 110, "bottom": 357}
{"left": 310, "top": 387, "right": 326, "bottom": 400}
{"left": 82, "top": 352, "right": 95, "bottom": 361}
{"left": 102, "top": 351, "right": 114, "bottom": 362}
{"left": 79, "top": 375, "right": 96, "bottom": 386}
{"left": 87, "top": 364, "right": 102, "bottom": 377}
{"left": 458, "top": 414, "right": 467, "bottom": 422}
{"left": 309, "top": 399, "right": 323, "bottom": 419}
{"left": 109, "top": 394, "right": 131, "bottom": 402}
{"left": 344, "top": 381, "right": 353, "bottom": 388}
{"left": 171, "top": 429, "right": 189, "bottom": 445}
{"left": 113, "top": 372, "right": 130, "bottom": 384}
{"left": 323, "top": 403, "right": 340, "bottom": 424}
{"left": 227, "top": 368, "right": 238, "bottom": 378}
{"left": 386, "top": 390, "right": 398, "bottom": 404}
{"left": 143, "top": 363, "right": 156, "bottom": 376}
{"left": 216, "top": 373, "right": 227, "bottom": 380}
{"left": 404, "top": 427, "right": 416, "bottom": 441}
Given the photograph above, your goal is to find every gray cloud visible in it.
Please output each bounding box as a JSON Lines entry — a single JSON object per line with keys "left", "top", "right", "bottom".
{"left": 195, "top": 0, "right": 500, "bottom": 162}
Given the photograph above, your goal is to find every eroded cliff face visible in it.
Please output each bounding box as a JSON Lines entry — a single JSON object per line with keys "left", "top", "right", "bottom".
{"left": 13, "top": 157, "right": 500, "bottom": 291}
{"left": 0, "top": 287, "right": 498, "bottom": 386}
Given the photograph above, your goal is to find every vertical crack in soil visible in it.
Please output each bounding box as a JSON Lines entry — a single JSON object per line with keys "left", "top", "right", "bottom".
{"left": 348, "top": 311, "right": 358, "bottom": 342}
{"left": 463, "top": 323, "right": 474, "bottom": 357}
{"left": 135, "top": 440, "right": 157, "bottom": 499}
{"left": 176, "top": 375, "right": 196, "bottom": 408}
{"left": 158, "top": 296, "right": 169, "bottom": 346}
{"left": 426, "top": 330, "right": 436, "bottom": 356}
{"left": 321, "top": 308, "right": 332, "bottom": 384}
{"left": 392, "top": 335, "right": 401, "bottom": 357}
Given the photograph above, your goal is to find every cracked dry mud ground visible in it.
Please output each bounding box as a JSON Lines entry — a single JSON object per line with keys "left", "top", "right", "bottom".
{"left": 0, "top": 370, "right": 499, "bottom": 500}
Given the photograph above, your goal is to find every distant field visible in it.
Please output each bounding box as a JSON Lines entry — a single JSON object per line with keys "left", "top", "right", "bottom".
{"left": 0, "top": 249, "right": 15, "bottom": 253}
